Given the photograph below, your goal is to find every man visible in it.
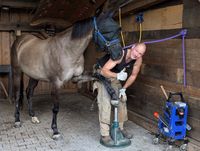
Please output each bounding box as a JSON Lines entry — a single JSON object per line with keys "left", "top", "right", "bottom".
{"left": 93, "top": 43, "right": 146, "bottom": 145}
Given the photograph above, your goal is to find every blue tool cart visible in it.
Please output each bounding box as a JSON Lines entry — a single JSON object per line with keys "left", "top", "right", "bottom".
{"left": 153, "top": 92, "right": 190, "bottom": 151}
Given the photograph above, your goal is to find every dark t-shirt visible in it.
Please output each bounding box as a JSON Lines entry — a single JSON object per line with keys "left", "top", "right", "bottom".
{"left": 97, "top": 50, "right": 136, "bottom": 73}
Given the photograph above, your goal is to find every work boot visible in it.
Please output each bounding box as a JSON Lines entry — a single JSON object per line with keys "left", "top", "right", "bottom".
{"left": 121, "top": 129, "right": 133, "bottom": 139}
{"left": 100, "top": 135, "right": 114, "bottom": 147}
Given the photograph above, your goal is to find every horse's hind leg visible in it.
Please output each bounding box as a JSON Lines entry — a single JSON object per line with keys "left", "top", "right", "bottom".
{"left": 11, "top": 38, "right": 25, "bottom": 128}
{"left": 13, "top": 70, "right": 24, "bottom": 128}
{"left": 51, "top": 85, "right": 60, "bottom": 140}
{"left": 26, "top": 78, "right": 40, "bottom": 124}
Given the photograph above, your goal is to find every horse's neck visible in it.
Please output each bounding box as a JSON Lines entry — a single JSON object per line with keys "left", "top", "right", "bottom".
{"left": 55, "top": 28, "right": 93, "bottom": 57}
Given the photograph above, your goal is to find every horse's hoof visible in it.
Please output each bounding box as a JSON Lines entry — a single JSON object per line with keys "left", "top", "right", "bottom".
{"left": 52, "top": 133, "right": 61, "bottom": 140}
{"left": 14, "top": 122, "right": 21, "bottom": 128}
{"left": 31, "top": 116, "right": 40, "bottom": 124}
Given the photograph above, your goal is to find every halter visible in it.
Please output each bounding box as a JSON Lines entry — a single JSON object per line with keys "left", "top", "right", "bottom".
{"left": 93, "top": 17, "right": 122, "bottom": 60}
{"left": 93, "top": 17, "right": 120, "bottom": 46}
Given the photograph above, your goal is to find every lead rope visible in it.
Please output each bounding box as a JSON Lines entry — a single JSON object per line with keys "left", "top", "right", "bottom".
{"left": 119, "top": 8, "right": 126, "bottom": 47}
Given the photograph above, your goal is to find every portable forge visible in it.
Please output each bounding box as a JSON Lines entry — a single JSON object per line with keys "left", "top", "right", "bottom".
{"left": 153, "top": 86, "right": 190, "bottom": 151}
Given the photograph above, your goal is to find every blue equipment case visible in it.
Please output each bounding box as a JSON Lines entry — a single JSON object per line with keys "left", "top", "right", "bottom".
{"left": 153, "top": 92, "right": 189, "bottom": 151}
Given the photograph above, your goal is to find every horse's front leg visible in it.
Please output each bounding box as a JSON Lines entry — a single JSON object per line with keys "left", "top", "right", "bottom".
{"left": 26, "top": 78, "right": 40, "bottom": 124}
{"left": 51, "top": 85, "right": 60, "bottom": 140}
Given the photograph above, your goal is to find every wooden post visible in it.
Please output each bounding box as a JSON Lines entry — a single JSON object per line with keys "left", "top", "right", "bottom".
{"left": 0, "top": 80, "right": 12, "bottom": 104}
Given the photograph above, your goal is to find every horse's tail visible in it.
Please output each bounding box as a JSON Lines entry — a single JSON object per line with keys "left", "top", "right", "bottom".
{"left": 11, "top": 37, "right": 24, "bottom": 109}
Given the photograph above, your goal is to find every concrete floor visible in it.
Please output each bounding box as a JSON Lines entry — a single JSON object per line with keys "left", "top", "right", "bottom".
{"left": 0, "top": 93, "right": 180, "bottom": 151}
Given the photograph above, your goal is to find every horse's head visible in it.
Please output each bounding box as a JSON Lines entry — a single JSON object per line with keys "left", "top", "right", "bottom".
{"left": 93, "top": 0, "right": 127, "bottom": 60}
{"left": 93, "top": 16, "right": 122, "bottom": 60}
{"left": 71, "top": 0, "right": 126, "bottom": 60}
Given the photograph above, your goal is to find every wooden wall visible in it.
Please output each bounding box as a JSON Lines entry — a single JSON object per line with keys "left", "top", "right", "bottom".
{"left": 122, "top": 2, "right": 200, "bottom": 149}
{"left": 121, "top": 4, "right": 183, "bottom": 31}
{"left": 0, "top": 9, "right": 77, "bottom": 98}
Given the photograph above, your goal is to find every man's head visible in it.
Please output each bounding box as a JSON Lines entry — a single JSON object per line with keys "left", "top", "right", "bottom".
{"left": 130, "top": 43, "right": 146, "bottom": 59}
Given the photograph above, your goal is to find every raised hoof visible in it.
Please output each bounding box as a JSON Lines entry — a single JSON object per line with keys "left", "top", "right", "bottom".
{"left": 52, "top": 133, "right": 61, "bottom": 140}
{"left": 31, "top": 116, "right": 40, "bottom": 124}
{"left": 14, "top": 122, "right": 21, "bottom": 128}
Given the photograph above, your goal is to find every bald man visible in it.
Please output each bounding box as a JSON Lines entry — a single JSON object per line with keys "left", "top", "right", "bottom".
{"left": 93, "top": 43, "right": 146, "bottom": 145}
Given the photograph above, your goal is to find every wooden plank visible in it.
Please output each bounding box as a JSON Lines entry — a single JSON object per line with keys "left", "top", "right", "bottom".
{"left": 124, "top": 28, "right": 200, "bottom": 43}
{"left": 142, "top": 39, "right": 200, "bottom": 71}
{"left": 128, "top": 110, "right": 157, "bottom": 133}
{"left": 183, "top": 0, "right": 200, "bottom": 28}
{"left": 0, "top": 23, "right": 43, "bottom": 32}
{"left": 19, "top": 9, "right": 31, "bottom": 24}
{"left": 0, "top": 9, "right": 41, "bottom": 31}
{"left": 0, "top": 12, "right": 11, "bottom": 68}
{"left": 187, "top": 117, "right": 200, "bottom": 141}
{"left": 9, "top": 30, "right": 15, "bottom": 47}
{"left": 144, "top": 53, "right": 200, "bottom": 71}
{"left": 1, "top": 32, "right": 10, "bottom": 64}
{"left": 1, "top": 9, "right": 9, "bottom": 23}
{"left": 140, "top": 64, "right": 200, "bottom": 88}
{"left": 0, "top": 0, "right": 38, "bottom": 9}
{"left": 10, "top": 10, "right": 21, "bottom": 24}
{"left": 121, "top": 4, "right": 183, "bottom": 31}
{"left": 136, "top": 76, "right": 200, "bottom": 100}
{"left": 128, "top": 99, "right": 163, "bottom": 121}
{"left": 121, "top": 0, "right": 168, "bottom": 16}
{"left": 0, "top": 32, "right": 2, "bottom": 64}
{"left": 127, "top": 81, "right": 169, "bottom": 106}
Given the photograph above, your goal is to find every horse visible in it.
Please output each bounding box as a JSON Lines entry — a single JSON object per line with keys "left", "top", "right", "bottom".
{"left": 11, "top": 0, "right": 126, "bottom": 139}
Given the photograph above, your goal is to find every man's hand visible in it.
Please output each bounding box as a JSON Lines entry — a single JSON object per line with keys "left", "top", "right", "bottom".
{"left": 119, "top": 88, "right": 127, "bottom": 102}
{"left": 117, "top": 69, "right": 128, "bottom": 81}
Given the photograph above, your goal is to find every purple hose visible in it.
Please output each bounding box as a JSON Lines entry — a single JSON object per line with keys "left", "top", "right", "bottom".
{"left": 182, "top": 31, "right": 187, "bottom": 87}
{"left": 123, "top": 29, "right": 187, "bottom": 49}
{"left": 123, "top": 29, "right": 187, "bottom": 86}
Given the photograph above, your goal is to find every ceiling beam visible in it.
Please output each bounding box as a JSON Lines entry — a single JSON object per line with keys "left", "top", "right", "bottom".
{"left": 0, "top": 23, "right": 43, "bottom": 32}
{"left": 0, "top": 0, "right": 38, "bottom": 9}
{"left": 121, "top": 0, "right": 169, "bottom": 16}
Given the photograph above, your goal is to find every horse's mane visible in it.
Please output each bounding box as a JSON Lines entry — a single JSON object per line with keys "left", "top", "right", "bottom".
{"left": 71, "top": 18, "right": 93, "bottom": 39}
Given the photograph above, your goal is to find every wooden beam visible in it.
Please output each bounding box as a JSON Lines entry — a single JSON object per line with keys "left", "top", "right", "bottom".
{"left": 183, "top": 0, "right": 200, "bottom": 28}
{"left": 124, "top": 28, "right": 200, "bottom": 44}
{"left": 0, "top": 22, "right": 69, "bottom": 33}
{"left": 121, "top": 0, "right": 169, "bottom": 16}
{"left": 128, "top": 110, "right": 157, "bottom": 133}
{"left": 0, "top": 23, "right": 43, "bottom": 32}
{"left": 0, "top": 0, "right": 38, "bottom": 9}
{"left": 137, "top": 76, "right": 200, "bottom": 99}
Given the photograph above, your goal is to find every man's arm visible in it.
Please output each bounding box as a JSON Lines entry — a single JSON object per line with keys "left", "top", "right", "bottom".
{"left": 122, "top": 58, "right": 142, "bottom": 89}
{"left": 100, "top": 58, "right": 121, "bottom": 78}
